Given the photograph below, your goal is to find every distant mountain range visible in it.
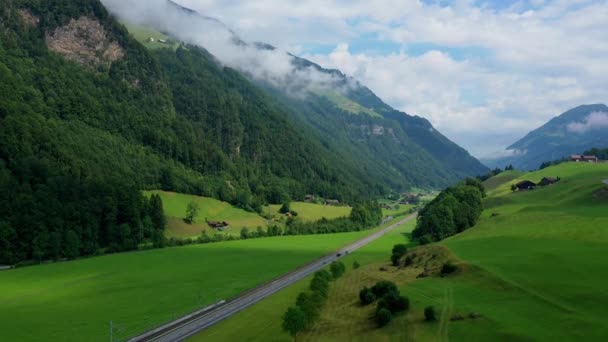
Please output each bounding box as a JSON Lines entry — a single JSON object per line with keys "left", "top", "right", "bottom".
{"left": 483, "top": 104, "right": 608, "bottom": 170}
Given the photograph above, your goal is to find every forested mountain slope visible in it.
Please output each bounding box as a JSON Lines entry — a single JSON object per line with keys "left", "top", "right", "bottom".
{"left": 0, "top": 0, "right": 355, "bottom": 264}
{"left": 0, "top": 0, "right": 486, "bottom": 265}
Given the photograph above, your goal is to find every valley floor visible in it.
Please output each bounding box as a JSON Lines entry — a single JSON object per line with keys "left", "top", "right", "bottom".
{"left": 191, "top": 162, "right": 608, "bottom": 341}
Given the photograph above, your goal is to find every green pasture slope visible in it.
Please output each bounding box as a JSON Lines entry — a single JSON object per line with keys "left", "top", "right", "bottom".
{"left": 405, "top": 162, "right": 608, "bottom": 341}
{"left": 482, "top": 169, "right": 525, "bottom": 192}
{"left": 265, "top": 202, "right": 352, "bottom": 222}
{"left": 0, "top": 226, "right": 394, "bottom": 342}
{"left": 193, "top": 162, "right": 608, "bottom": 341}
{"left": 190, "top": 218, "right": 416, "bottom": 342}
{"left": 123, "top": 23, "right": 179, "bottom": 50}
{"left": 143, "top": 190, "right": 267, "bottom": 238}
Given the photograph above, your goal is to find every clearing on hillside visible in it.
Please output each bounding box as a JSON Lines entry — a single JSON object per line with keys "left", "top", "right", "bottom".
{"left": 483, "top": 170, "right": 525, "bottom": 192}
{"left": 265, "top": 201, "right": 352, "bottom": 222}
{"left": 144, "top": 191, "right": 267, "bottom": 238}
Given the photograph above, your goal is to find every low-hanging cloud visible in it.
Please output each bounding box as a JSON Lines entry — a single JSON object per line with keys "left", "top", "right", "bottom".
{"left": 493, "top": 148, "right": 527, "bottom": 159}
{"left": 101, "top": 0, "right": 351, "bottom": 96}
{"left": 567, "top": 112, "right": 608, "bottom": 134}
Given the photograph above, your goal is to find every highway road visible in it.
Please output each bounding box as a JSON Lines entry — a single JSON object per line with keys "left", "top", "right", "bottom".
{"left": 128, "top": 213, "right": 417, "bottom": 342}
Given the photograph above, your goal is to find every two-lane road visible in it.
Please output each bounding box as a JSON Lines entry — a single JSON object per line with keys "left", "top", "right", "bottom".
{"left": 128, "top": 213, "right": 417, "bottom": 342}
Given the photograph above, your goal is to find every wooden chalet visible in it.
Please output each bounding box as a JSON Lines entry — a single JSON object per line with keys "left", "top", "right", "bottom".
{"left": 207, "top": 220, "right": 230, "bottom": 229}
{"left": 515, "top": 180, "right": 536, "bottom": 191}
{"left": 571, "top": 155, "right": 598, "bottom": 163}
{"left": 304, "top": 194, "right": 314, "bottom": 202}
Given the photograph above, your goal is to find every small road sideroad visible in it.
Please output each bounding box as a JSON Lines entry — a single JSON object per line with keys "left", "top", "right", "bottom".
{"left": 128, "top": 213, "right": 417, "bottom": 342}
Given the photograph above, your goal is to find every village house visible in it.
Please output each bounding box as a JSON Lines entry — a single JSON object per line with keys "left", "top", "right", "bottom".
{"left": 325, "top": 199, "right": 340, "bottom": 206}
{"left": 571, "top": 155, "right": 598, "bottom": 163}
{"left": 539, "top": 177, "right": 559, "bottom": 186}
{"left": 207, "top": 220, "right": 230, "bottom": 230}
{"left": 515, "top": 180, "right": 536, "bottom": 191}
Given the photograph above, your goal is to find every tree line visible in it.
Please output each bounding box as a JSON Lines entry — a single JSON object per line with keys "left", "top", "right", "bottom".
{"left": 282, "top": 262, "right": 346, "bottom": 340}
{"left": 412, "top": 179, "right": 485, "bottom": 243}
{"left": 282, "top": 201, "right": 383, "bottom": 235}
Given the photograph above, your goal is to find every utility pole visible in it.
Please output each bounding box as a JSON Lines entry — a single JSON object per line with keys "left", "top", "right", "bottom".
{"left": 110, "top": 320, "right": 113, "bottom": 342}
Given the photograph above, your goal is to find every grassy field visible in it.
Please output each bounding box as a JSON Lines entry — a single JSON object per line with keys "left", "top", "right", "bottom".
{"left": 123, "top": 23, "right": 179, "bottom": 50}
{"left": 265, "top": 202, "right": 352, "bottom": 222}
{"left": 316, "top": 90, "right": 382, "bottom": 118}
{"left": 482, "top": 170, "right": 525, "bottom": 193}
{"left": 404, "top": 162, "right": 608, "bottom": 341}
{"left": 0, "top": 223, "right": 399, "bottom": 342}
{"left": 192, "top": 162, "right": 608, "bottom": 341}
{"left": 144, "top": 191, "right": 267, "bottom": 237}
{"left": 190, "top": 218, "right": 417, "bottom": 342}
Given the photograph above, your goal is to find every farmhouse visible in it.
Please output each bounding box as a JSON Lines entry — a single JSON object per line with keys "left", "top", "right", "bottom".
{"left": 207, "top": 220, "right": 230, "bottom": 229}
{"left": 539, "top": 177, "right": 559, "bottom": 186}
{"left": 571, "top": 155, "right": 598, "bottom": 163}
{"left": 515, "top": 180, "right": 536, "bottom": 191}
{"left": 325, "top": 199, "right": 340, "bottom": 206}
{"left": 584, "top": 155, "right": 599, "bottom": 163}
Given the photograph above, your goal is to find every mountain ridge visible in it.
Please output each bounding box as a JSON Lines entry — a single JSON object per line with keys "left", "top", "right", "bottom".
{"left": 484, "top": 104, "right": 608, "bottom": 170}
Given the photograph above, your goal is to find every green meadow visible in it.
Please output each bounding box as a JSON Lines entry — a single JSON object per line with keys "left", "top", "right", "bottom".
{"left": 192, "top": 162, "right": 608, "bottom": 341}
{"left": 410, "top": 162, "right": 608, "bottom": 341}
{"left": 0, "top": 226, "right": 393, "bottom": 342}
{"left": 482, "top": 169, "right": 525, "bottom": 192}
{"left": 265, "top": 202, "right": 352, "bottom": 222}
{"left": 123, "top": 23, "right": 179, "bottom": 50}
{"left": 144, "top": 190, "right": 268, "bottom": 237}
{"left": 190, "top": 218, "right": 416, "bottom": 342}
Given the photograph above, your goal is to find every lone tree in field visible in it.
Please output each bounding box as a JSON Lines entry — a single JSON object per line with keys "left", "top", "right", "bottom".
{"left": 282, "top": 306, "right": 307, "bottom": 341}
{"left": 185, "top": 200, "right": 200, "bottom": 224}
{"left": 330, "top": 261, "right": 346, "bottom": 279}
{"left": 280, "top": 201, "right": 291, "bottom": 214}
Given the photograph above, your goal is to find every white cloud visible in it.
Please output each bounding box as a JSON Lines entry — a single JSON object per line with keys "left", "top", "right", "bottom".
{"left": 567, "top": 112, "right": 608, "bottom": 134}
{"left": 102, "top": 0, "right": 349, "bottom": 96}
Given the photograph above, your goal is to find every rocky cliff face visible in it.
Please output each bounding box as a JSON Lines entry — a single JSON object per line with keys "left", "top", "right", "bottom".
{"left": 46, "top": 16, "right": 124, "bottom": 68}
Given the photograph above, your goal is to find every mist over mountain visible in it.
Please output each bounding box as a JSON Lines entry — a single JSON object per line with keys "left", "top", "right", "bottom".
{"left": 102, "top": 0, "right": 488, "bottom": 187}
{"left": 483, "top": 104, "right": 608, "bottom": 170}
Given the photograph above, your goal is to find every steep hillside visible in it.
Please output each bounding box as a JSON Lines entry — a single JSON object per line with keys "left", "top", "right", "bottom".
{"left": 484, "top": 104, "right": 608, "bottom": 170}
{"left": 105, "top": 0, "right": 488, "bottom": 191}
{"left": 0, "top": 0, "right": 360, "bottom": 264}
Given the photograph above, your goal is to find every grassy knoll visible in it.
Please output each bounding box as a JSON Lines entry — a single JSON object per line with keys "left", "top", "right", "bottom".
{"left": 144, "top": 191, "right": 267, "bottom": 237}
{"left": 189, "top": 218, "right": 417, "bottom": 342}
{"left": 0, "top": 227, "right": 391, "bottom": 342}
{"left": 482, "top": 170, "right": 525, "bottom": 193}
{"left": 265, "top": 202, "right": 352, "bottom": 222}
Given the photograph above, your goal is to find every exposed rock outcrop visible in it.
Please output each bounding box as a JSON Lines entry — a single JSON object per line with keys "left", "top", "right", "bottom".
{"left": 46, "top": 17, "right": 124, "bottom": 68}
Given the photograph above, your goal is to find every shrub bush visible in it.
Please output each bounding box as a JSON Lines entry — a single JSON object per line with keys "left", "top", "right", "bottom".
{"left": 371, "top": 281, "right": 398, "bottom": 298}
{"left": 359, "top": 287, "right": 376, "bottom": 305}
{"left": 441, "top": 262, "right": 458, "bottom": 275}
{"left": 376, "top": 308, "right": 392, "bottom": 327}
{"left": 424, "top": 306, "right": 436, "bottom": 321}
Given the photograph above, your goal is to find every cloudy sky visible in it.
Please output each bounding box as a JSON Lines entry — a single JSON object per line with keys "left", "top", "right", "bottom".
{"left": 175, "top": 0, "right": 607, "bottom": 157}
